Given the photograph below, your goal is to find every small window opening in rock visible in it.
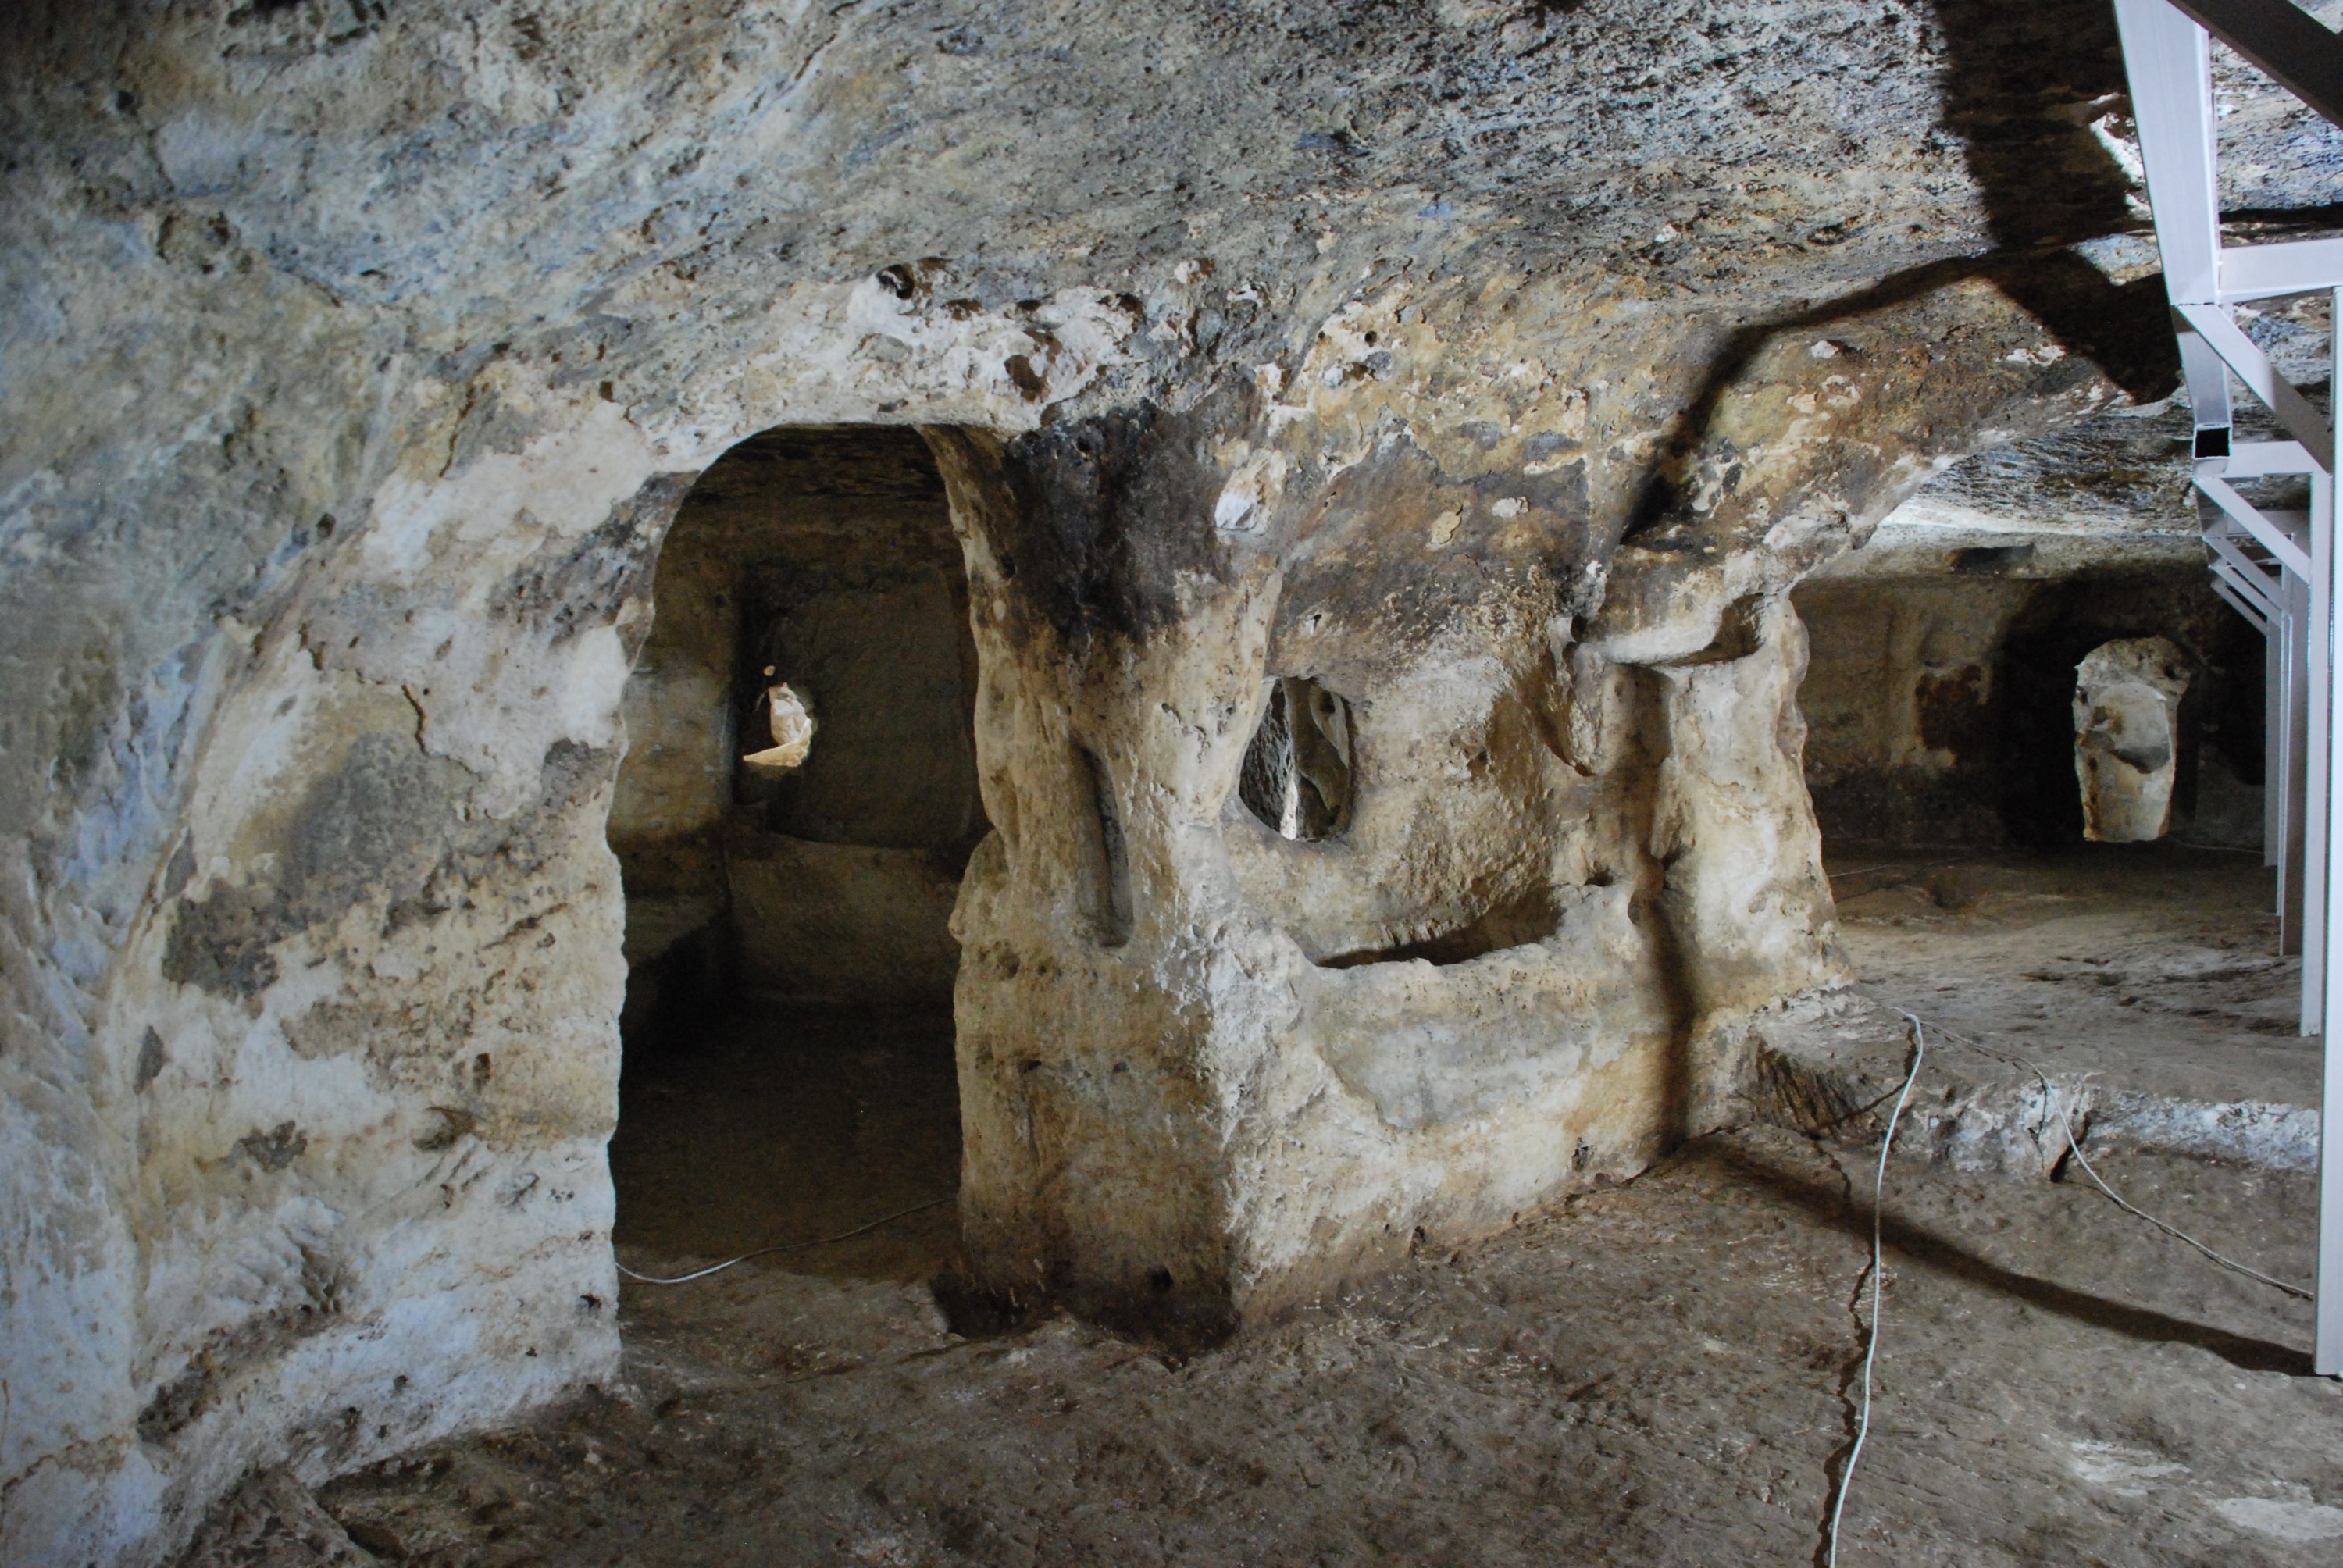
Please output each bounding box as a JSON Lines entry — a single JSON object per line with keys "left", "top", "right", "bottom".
{"left": 1239, "top": 676, "right": 1354, "bottom": 841}
{"left": 605, "top": 425, "right": 985, "bottom": 1288}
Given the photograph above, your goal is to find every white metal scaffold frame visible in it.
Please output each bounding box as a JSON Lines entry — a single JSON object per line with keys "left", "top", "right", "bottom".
{"left": 2112, "top": 0, "right": 2343, "bottom": 1374}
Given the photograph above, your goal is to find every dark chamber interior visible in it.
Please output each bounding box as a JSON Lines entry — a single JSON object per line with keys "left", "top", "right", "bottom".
{"left": 1793, "top": 562, "right": 2267, "bottom": 857}
{"left": 604, "top": 427, "right": 981, "bottom": 1278}
{"left": 1991, "top": 576, "right": 2265, "bottom": 849}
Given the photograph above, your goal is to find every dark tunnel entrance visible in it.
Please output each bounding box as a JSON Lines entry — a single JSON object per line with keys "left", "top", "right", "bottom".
{"left": 606, "top": 426, "right": 981, "bottom": 1281}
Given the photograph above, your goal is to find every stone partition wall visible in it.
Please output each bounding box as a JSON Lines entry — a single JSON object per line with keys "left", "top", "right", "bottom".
{"left": 1, "top": 3, "right": 2213, "bottom": 1562}
{"left": 932, "top": 267, "right": 2131, "bottom": 1333}
{"left": 0, "top": 269, "right": 2138, "bottom": 1568}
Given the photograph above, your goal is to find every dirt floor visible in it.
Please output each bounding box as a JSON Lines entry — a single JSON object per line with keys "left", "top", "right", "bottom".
{"left": 607, "top": 1003, "right": 963, "bottom": 1282}
{"left": 185, "top": 851, "right": 2343, "bottom": 1566}
{"left": 1828, "top": 841, "right": 2316, "bottom": 1110}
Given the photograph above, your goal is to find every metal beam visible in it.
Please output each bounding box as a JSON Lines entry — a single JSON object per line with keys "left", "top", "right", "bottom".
{"left": 2319, "top": 286, "right": 2343, "bottom": 1377}
{"left": 2178, "top": 331, "right": 2236, "bottom": 447}
{"left": 2223, "top": 237, "right": 2343, "bottom": 304}
{"left": 2207, "top": 554, "right": 2278, "bottom": 617}
{"left": 2303, "top": 464, "right": 2332, "bottom": 1045}
{"left": 2195, "top": 471, "right": 2313, "bottom": 576}
{"left": 2270, "top": 578, "right": 2288, "bottom": 865}
{"left": 2116, "top": 0, "right": 2235, "bottom": 448}
{"left": 2223, "top": 439, "right": 2320, "bottom": 478}
{"left": 2177, "top": 303, "right": 2338, "bottom": 460}
{"left": 2206, "top": 536, "right": 2281, "bottom": 615}
{"left": 2118, "top": 0, "right": 2224, "bottom": 302}
{"left": 2202, "top": 517, "right": 2284, "bottom": 589}
{"left": 2212, "top": 572, "right": 2273, "bottom": 629}
{"left": 2117, "top": 0, "right": 2343, "bottom": 1376}
{"left": 2168, "top": 0, "right": 2343, "bottom": 131}
{"left": 2283, "top": 569, "right": 2312, "bottom": 946}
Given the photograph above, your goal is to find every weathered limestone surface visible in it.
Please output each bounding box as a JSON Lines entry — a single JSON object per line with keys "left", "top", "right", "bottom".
{"left": 5, "top": 2, "right": 2337, "bottom": 1563}
{"left": 2075, "top": 635, "right": 2193, "bottom": 843}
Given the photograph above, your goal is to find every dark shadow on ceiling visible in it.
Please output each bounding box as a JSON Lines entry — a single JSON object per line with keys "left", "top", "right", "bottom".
{"left": 1627, "top": 0, "right": 2185, "bottom": 540}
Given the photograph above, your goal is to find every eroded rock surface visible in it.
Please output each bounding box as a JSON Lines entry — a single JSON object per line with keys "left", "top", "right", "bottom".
{"left": 2076, "top": 635, "right": 2192, "bottom": 842}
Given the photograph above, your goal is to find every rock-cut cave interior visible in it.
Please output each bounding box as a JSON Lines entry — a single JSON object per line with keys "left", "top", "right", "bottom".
{"left": 9, "top": 2, "right": 2343, "bottom": 1565}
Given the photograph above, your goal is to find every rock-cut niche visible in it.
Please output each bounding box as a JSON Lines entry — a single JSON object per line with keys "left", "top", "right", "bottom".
{"left": 603, "top": 426, "right": 982, "bottom": 1271}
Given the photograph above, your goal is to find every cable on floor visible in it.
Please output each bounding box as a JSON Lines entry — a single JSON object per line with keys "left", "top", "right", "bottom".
{"left": 1824, "top": 1008, "right": 1928, "bottom": 1568}
{"left": 615, "top": 1195, "right": 955, "bottom": 1285}
{"left": 1813, "top": 1004, "right": 2312, "bottom": 1561}
{"left": 1910, "top": 1014, "right": 2311, "bottom": 1299}
{"left": 1825, "top": 855, "right": 1970, "bottom": 883}
{"left": 2056, "top": 1104, "right": 2310, "bottom": 1299}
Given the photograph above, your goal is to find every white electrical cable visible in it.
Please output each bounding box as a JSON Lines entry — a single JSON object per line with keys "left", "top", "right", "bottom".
{"left": 1914, "top": 1014, "right": 2312, "bottom": 1299}
{"left": 1824, "top": 1009, "right": 1928, "bottom": 1568}
{"left": 1813, "top": 1005, "right": 2312, "bottom": 1563}
{"left": 615, "top": 1195, "right": 954, "bottom": 1285}
{"left": 1825, "top": 855, "right": 1970, "bottom": 883}
{"left": 1813, "top": 1001, "right": 2313, "bottom": 1562}
{"left": 2054, "top": 1103, "right": 2311, "bottom": 1299}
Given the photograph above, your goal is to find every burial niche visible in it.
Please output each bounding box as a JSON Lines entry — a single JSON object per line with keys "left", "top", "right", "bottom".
{"left": 604, "top": 426, "right": 982, "bottom": 1276}
{"left": 1238, "top": 675, "right": 1356, "bottom": 841}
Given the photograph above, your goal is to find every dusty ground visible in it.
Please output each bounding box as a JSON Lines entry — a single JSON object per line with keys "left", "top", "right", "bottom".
{"left": 1829, "top": 841, "right": 2316, "bottom": 1107}
{"left": 186, "top": 853, "right": 2343, "bottom": 1566}
{"left": 608, "top": 1003, "right": 964, "bottom": 1283}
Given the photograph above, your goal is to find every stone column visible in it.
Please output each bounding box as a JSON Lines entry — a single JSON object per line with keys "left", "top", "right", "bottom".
{"left": 2074, "top": 636, "right": 2194, "bottom": 842}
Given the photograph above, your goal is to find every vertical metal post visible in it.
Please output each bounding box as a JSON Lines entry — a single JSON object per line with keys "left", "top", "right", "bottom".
{"left": 2284, "top": 576, "right": 2313, "bottom": 952}
{"left": 2319, "top": 287, "right": 2343, "bottom": 1376}
{"left": 2116, "top": 0, "right": 2219, "bottom": 295}
{"left": 2112, "top": 0, "right": 2343, "bottom": 1373}
{"left": 2113, "top": 0, "right": 2234, "bottom": 433}
{"left": 2270, "top": 595, "right": 2286, "bottom": 869}
{"left": 2263, "top": 572, "right": 2286, "bottom": 864}
{"left": 2308, "top": 473, "right": 2332, "bottom": 1028}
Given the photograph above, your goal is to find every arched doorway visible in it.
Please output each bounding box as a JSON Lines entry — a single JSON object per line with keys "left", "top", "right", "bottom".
{"left": 604, "top": 426, "right": 982, "bottom": 1281}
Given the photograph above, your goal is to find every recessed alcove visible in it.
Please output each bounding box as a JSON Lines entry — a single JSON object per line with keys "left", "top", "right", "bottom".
{"left": 1313, "top": 886, "right": 1563, "bottom": 969}
{"left": 604, "top": 426, "right": 982, "bottom": 1276}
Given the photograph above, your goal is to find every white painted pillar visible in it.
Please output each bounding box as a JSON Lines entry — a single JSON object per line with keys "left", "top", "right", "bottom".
{"left": 2306, "top": 490, "right": 2331, "bottom": 1025}
{"left": 2318, "top": 287, "right": 2343, "bottom": 1376}
{"left": 2283, "top": 573, "right": 2312, "bottom": 953}
{"left": 2269, "top": 598, "right": 2285, "bottom": 870}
